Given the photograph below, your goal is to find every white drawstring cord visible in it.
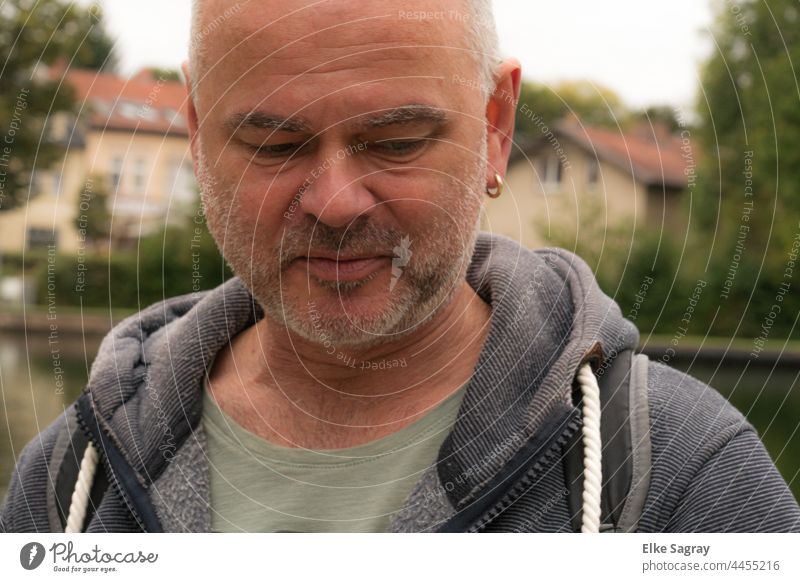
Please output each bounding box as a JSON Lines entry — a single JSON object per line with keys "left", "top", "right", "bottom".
{"left": 577, "top": 362, "right": 602, "bottom": 533}
{"left": 65, "top": 441, "right": 99, "bottom": 533}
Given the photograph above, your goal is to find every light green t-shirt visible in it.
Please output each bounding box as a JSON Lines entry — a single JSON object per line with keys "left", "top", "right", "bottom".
{"left": 202, "top": 381, "right": 467, "bottom": 532}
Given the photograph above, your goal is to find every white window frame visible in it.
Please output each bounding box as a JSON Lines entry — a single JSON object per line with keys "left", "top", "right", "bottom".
{"left": 110, "top": 156, "right": 124, "bottom": 191}
{"left": 587, "top": 157, "right": 600, "bottom": 189}
{"left": 132, "top": 157, "right": 148, "bottom": 195}
{"left": 539, "top": 154, "right": 564, "bottom": 194}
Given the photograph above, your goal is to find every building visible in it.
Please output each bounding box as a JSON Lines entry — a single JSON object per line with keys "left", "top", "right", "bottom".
{"left": 0, "top": 68, "right": 195, "bottom": 255}
{"left": 482, "top": 116, "right": 692, "bottom": 249}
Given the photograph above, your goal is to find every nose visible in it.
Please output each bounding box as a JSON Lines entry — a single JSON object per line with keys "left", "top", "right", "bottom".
{"left": 298, "top": 147, "right": 376, "bottom": 229}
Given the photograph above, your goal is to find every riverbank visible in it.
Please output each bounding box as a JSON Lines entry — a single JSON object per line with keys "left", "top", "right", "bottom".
{"left": 1, "top": 307, "right": 798, "bottom": 365}
{"left": 641, "top": 334, "right": 800, "bottom": 366}
{"left": 0, "top": 306, "right": 135, "bottom": 336}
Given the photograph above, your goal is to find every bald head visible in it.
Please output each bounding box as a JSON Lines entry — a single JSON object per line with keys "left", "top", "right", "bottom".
{"left": 182, "top": 0, "right": 522, "bottom": 350}
{"left": 188, "top": 0, "right": 501, "bottom": 102}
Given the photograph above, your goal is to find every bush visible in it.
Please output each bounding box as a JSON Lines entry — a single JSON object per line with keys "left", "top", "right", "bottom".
{"left": 599, "top": 231, "right": 690, "bottom": 335}
{"left": 37, "top": 224, "right": 232, "bottom": 310}
{"left": 1, "top": 251, "right": 50, "bottom": 277}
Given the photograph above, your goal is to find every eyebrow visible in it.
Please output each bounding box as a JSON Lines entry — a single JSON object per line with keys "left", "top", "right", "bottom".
{"left": 355, "top": 105, "right": 449, "bottom": 130}
{"left": 225, "top": 104, "right": 448, "bottom": 135}
{"left": 225, "top": 112, "right": 312, "bottom": 133}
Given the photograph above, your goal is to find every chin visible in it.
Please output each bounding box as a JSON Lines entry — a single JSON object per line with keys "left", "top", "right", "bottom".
{"left": 278, "top": 276, "right": 424, "bottom": 349}
{"left": 251, "top": 248, "right": 465, "bottom": 349}
{"left": 307, "top": 287, "right": 403, "bottom": 340}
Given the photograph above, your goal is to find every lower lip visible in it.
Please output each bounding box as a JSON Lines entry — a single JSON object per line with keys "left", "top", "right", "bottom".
{"left": 301, "top": 256, "right": 388, "bottom": 282}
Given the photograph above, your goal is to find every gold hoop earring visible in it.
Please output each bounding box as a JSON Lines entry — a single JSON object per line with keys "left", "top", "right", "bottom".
{"left": 486, "top": 173, "right": 504, "bottom": 198}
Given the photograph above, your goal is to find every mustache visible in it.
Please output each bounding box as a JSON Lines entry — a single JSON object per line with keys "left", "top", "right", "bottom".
{"left": 277, "top": 217, "right": 406, "bottom": 269}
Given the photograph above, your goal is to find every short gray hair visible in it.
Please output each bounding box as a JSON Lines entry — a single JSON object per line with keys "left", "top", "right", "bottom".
{"left": 189, "top": 0, "right": 501, "bottom": 102}
{"left": 461, "top": 0, "right": 502, "bottom": 100}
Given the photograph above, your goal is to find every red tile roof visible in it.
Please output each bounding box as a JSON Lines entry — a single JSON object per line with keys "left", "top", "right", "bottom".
{"left": 555, "top": 119, "right": 689, "bottom": 189}
{"left": 64, "top": 68, "right": 190, "bottom": 137}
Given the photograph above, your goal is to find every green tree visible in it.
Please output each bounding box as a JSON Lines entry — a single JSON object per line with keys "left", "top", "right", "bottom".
{"left": 74, "top": 174, "right": 111, "bottom": 250}
{"left": 637, "top": 105, "right": 684, "bottom": 134}
{"left": 145, "top": 67, "right": 183, "bottom": 83}
{"left": 0, "top": 0, "right": 115, "bottom": 212}
{"left": 697, "top": 0, "right": 800, "bottom": 239}
{"left": 694, "top": 0, "right": 800, "bottom": 340}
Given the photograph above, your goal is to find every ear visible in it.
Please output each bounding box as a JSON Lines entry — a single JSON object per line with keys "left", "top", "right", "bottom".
{"left": 485, "top": 58, "right": 522, "bottom": 186}
{"left": 182, "top": 61, "right": 200, "bottom": 174}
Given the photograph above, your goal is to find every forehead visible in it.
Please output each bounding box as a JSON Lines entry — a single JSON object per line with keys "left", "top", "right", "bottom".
{"left": 196, "top": 0, "right": 480, "bottom": 119}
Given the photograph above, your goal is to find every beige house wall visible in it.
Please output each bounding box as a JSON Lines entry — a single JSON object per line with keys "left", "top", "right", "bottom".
{"left": 85, "top": 131, "right": 194, "bottom": 237}
{"left": 0, "top": 130, "right": 192, "bottom": 256}
{"left": 481, "top": 140, "right": 652, "bottom": 249}
{"left": 0, "top": 151, "right": 86, "bottom": 254}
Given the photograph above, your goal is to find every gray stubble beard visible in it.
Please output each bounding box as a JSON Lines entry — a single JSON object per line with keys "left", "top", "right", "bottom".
{"left": 197, "top": 135, "right": 487, "bottom": 351}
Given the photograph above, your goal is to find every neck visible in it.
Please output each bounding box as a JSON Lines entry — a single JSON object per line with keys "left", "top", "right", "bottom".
{"left": 270, "top": 280, "right": 489, "bottom": 392}
{"left": 207, "top": 279, "right": 493, "bottom": 448}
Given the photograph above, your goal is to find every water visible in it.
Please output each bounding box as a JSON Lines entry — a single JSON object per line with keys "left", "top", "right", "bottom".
{"left": 1, "top": 333, "right": 798, "bottom": 513}
{"left": 0, "top": 331, "right": 97, "bottom": 502}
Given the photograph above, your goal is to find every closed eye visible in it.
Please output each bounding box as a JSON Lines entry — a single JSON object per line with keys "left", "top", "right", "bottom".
{"left": 250, "top": 142, "right": 306, "bottom": 158}
{"left": 368, "top": 138, "right": 427, "bottom": 157}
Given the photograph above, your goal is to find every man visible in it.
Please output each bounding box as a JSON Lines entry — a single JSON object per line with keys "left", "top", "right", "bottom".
{"left": 2, "top": 0, "right": 798, "bottom": 533}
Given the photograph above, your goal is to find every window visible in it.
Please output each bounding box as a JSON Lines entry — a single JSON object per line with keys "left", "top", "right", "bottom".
{"left": 139, "top": 107, "right": 160, "bottom": 123}
{"left": 118, "top": 101, "right": 141, "bottom": 119}
{"left": 166, "top": 159, "right": 196, "bottom": 204}
{"left": 27, "top": 228, "right": 58, "bottom": 250}
{"left": 53, "top": 172, "right": 64, "bottom": 198}
{"left": 29, "top": 170, "right": 41, "bottom": 196}
{"left": 587, "top": 158, "right": 599, "bottom": 187}
{"left": 91, "top": 100, "right": 111, "bottom": 115}
{"left": 132, "top": 157, "right": 148, "bottom": 195}
{"left": 163, "top": 108, "right": 186, "bottom": 127}
{"left": 538, "top": 154, "right": 563, "bottom": 192}
{"left": 110, "top": 157, "right": 124, "bottom": 190}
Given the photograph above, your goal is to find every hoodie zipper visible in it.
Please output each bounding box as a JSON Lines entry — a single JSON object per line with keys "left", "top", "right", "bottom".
{"left": 74, "top": 395, "right": 151, "bottom": 532}
{"left": 448, "top": 412, "right": 582, "bottom": 533}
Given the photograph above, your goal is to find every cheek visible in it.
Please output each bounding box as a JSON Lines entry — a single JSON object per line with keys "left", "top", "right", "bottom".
{"left": 391, "top": 169, "right": 478, "bottom": 215}
{"left": 213, "top": 170, "right": 296, "bottom": 238}
{"left": 369, "top": 171, "right": 452, "bottom": 206}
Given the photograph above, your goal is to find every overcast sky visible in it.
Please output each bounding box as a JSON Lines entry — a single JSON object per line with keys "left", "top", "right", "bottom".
{"left": 97, "top": 0, "right": 714, "bottom": 111}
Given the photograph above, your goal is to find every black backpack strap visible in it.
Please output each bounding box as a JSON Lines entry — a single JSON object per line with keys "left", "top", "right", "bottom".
{"left": 564, "top": 349, "right": 651, "bottom": 532}
{"left": 47, "top": 405, "right": 109, "bottom": 532}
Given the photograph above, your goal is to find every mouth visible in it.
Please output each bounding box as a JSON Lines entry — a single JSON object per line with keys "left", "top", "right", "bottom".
{"left": 297, "top": 254, "right": 391, "bottom": 282}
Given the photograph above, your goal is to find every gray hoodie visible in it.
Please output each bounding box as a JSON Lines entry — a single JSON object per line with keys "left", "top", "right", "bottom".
{"left": 2, "top": 233, "right": 798, "bottom": 532}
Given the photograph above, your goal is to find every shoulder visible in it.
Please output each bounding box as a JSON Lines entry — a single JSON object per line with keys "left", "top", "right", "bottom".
{"left": 642, "top": 359, "right": 753, "bottom": 506}
{"left": 645, "top": 359, "right": 752, "bottom": 446}
{"left": 0, "top": 405, "right": 78, "bottom": 532}
{"left": 638, "top": 359, "right": 800, "bottom": 532}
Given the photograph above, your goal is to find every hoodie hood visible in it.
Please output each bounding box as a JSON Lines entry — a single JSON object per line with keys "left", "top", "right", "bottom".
{"left": 391, "top": 234, "right": 639, "bottom": 530}
{"left": 81, "top": 232, "right": 639, "bottom": 532}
